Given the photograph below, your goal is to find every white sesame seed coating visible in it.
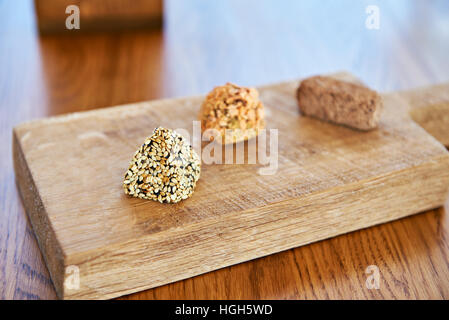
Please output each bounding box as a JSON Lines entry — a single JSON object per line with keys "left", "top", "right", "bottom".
{"left": 123, "top": 127, "right": 201, "bottom": 204}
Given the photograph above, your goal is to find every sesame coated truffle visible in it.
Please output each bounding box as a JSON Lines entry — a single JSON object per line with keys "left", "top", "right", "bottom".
{"left": 123, "top": 127, "right": 201, "bottom": 203}
{"left": 199, "top": 83, "right": 265, "bottom": 144}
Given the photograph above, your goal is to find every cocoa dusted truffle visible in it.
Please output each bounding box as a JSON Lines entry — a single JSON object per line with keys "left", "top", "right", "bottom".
{"left": 296, "top": 76, "right": 383, "bottom": 130}
{"left": 199, "top": 83, "right": 265, "bottom": 143}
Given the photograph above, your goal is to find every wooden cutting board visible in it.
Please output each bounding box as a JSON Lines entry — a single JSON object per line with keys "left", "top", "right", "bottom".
{"left": 13, "top": 72, "right": 449, "bottom": 299}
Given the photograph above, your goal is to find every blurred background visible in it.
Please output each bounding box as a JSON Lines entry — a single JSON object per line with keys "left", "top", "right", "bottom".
{"left": 1, "top": 0, "right": 449, "bottom": 299}
{"left": 2, "top": 0, "right": 449, "bottom": 116}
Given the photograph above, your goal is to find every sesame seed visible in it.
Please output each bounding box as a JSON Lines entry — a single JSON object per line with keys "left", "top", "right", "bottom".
{"left": 123, "top": 127, "right": 201, "bottom": 204}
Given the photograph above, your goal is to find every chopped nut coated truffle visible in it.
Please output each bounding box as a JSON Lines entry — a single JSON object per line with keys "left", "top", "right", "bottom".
{"left": 123, "top": 127, "right": 201, "bottom": 203}
{"left": 297, "top": 76, "right": 383, "bottom": 130}
{"left": 199, "top": 83, "right": 265, "bottom": 144}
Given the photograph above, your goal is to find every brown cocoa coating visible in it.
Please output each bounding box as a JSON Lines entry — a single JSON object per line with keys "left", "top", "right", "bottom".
{"left": 297, "top": 76, "right": 383, "bottom": 130}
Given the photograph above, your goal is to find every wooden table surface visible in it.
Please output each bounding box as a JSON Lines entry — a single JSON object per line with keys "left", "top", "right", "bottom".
{"left": 1, "top": 0, "right": 448, "bottom": 300}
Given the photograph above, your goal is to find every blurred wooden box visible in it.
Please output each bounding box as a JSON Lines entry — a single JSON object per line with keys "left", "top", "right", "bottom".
{"left": 35, "top": 0, "right": 163, "bottom": 33}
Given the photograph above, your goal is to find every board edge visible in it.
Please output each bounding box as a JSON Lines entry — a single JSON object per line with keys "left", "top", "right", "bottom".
{"left": 12, "top": 128, "right": 67, "bottom": 299}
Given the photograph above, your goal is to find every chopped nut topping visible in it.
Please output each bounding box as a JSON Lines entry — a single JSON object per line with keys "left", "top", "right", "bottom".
{"left": 199, "top": 83, "right": 265, "bottom": 144}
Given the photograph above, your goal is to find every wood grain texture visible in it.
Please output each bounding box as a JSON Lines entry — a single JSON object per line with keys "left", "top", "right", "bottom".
{"left": 2, "top": 0, "right": 449, "bottom": 300}
{"left": 12, "top": 73, "right": 449, "bottom": 299}
{"left": 35, "top": 0, "right": 163, "bottom": 33}
{"left": 397, "top": 84, "right": 449, "bottom": 147}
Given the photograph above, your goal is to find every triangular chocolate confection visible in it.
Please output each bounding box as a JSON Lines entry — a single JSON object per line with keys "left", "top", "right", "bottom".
{"left": 123, "top": 127, "right": 201, "bottom": 203}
